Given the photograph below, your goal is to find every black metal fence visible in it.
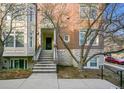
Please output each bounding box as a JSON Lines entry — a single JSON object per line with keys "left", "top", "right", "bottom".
{"left": 100, "top": 64, "right": 124, "bottom": 89}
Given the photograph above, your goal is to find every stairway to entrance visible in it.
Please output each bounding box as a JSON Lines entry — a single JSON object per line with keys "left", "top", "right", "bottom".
{"left": 33, "top": 50, "right": 56, "bottom": 73}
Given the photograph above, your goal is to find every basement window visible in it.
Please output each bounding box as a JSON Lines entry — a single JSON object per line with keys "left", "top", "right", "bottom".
{"left": 90, "top": 57, "right": 98, "bottom": 67}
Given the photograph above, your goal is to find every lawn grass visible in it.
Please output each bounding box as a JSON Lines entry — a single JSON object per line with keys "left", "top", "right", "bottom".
{"left": 0, "top": 69, "right": 32, "bottom": 80}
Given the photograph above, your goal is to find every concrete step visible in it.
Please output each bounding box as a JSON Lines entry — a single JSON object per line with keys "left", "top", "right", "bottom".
{"left": 38, "top": 57, "right": 53, "bottom": 59}
{"left": 33, "top": 50, "right": 56, "bottom": 73}
{"left": 38, "top": 59, "right": 53, "bottom": 61}
{"left": 33, "top": 66, "right": 56, "bottom": 69}
{"left": 40, "top": 51, "right": 53, "bottom": 56}
{"left": 40, "top": 55, "right": 53, "bottom": 57}
{"left": 37, "top": 61, "right": 54, "bottom": 64}
{"left": 40, "top": 52, "right": 53, "bottom": 54}
{"left": 32, "top": 69, "right": 56, "bottom": 73}
{"left": 34, "top": 64, "right": 56, "bottom": 67}
{"left": 33, "top": 67, "right": 56, "bottom": 70}
{"left": 40, "top": 51, "right": 53, "bottom": 53}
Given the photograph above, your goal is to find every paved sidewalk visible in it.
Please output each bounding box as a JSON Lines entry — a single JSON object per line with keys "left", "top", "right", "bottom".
{"left": 0, "top": 73, "right": 119, "bottom": 89}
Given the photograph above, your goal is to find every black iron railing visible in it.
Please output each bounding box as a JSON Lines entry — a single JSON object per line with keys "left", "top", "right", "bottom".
{"left": 100, "top": 63, "right": 124, "bottom": 89}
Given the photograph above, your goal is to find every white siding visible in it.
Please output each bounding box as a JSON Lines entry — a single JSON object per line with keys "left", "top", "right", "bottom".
{"left": 3, "top": 4, "right": 36, "bottom": 57}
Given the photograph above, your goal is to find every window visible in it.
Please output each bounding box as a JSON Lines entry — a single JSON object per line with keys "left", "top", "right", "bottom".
{"left": 80, "top": 4, "right": 97, "bottom": 19}
{"left": 29, "top": 7, "right": 33, "bottom": 21}
{"left": 5, "top": 35, "right": 14, "bottom": 47}
{"left": 64, "top": 35, "right": 70, "bottom": 43}
{"left": 14, "top": 8, "right": 25, "bottom": 21}
{"left": 15, "top": 60, "right": 19, "bottom": 69}
{"left": 5, "top": 31, "right": 24, "bottom": 47}
{"left": 10, "top": 60, "right": 13, "bottom": 69}
{"left": 9, "top": 59, "right": 28, "bottom": 69}
{"left": 80, "top": 5, "right": 88, "bottom": 18}
{"left": 79, "top": 29, "right": 99, "bottom": 46}
{"left": 16, "top": 32, "right": 24, "bottom": 47}
{"left": 86, "top": 29, "right": 99, "bottom": 45}
{"left": 15, "top": 15, "right": 25, "bottom": 21}
{"left": 89, "top": 8, "right": 97, "bottom": 19}
{"left": 90, "top": 57, "right": 97, "bottom": 67}
{"left": 79, "top": 30, "right": 86, "bottom": 45}
{"left": 25, "top": 60, "right": 28, "bottom": 69}
{"left": 29, "top": 32, "right": 33, "bottom": 47}
{"left": 19, "top": 59, "right": 24, "bottom": 69}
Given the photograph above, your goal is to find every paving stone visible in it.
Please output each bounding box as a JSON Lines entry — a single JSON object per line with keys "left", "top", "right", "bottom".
{"left": 0, "top": 79, "right": 25, "bottom": 89}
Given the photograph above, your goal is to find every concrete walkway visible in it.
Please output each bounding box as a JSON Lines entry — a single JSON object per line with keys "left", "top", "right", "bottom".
{"left": 0, "top": 73, "right": 119, "bottom": 89}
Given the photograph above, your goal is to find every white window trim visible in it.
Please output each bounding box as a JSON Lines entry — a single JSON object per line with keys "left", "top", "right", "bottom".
{"left": 64, "top": 35, "right": 70, "bottom": 43}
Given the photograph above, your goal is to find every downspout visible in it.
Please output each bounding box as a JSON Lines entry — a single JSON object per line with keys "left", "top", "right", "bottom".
{"left": 35, "top": 3, "right": 37, "bottom": 52}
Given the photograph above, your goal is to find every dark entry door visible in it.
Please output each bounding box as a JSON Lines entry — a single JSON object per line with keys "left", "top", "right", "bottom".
{"left": 46, "top": 37, "right": 52, "bottom": 50}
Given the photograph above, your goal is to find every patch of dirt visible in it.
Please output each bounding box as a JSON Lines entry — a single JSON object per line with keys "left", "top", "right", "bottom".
{"left": 0, "top": 69, "right": 32, "bottom": 80}
{"left": 57, "top": 65, "right": 101, "bottom": 79}
{"left": 57, "top": 65, "right": 124, "bottom": 88}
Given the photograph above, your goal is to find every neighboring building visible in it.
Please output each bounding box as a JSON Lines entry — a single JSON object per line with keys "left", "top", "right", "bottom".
{"left": 2, "top": 4, "right": 36, "bottom": 69}
{"left": 1, "top": 3, "right": 104, "bottom": 69}
{"left": 36, "top": 3, "right": 104, "bottom": 69}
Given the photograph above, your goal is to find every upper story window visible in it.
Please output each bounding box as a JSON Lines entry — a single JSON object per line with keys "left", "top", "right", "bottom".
{"left": 5, "top": 33, "right": 14, "bottom": 47}
{"left": 29, "top": 32, "right": 33, "bottom": 47}
{"left": 79, "top": 29, "right": 99, "bottom": 46}
{"left": 64, "top": 35, "right": 70, "bottom": 43}
{"left": 29, "top": 7, "right": 33, "bottom": 22}
{"left": 5, "top": 5, "right": 25, "bottom": 21}
{"left": 16, "top": 32, "right": 24, "bottom": 47}
{"left": 5, "top": 31, "right": 24, "bottom": 48}
{"left": 80, "top": 4, "right": 98, "bottom": 19}
{"left": 14, "top": 7, "right": 25, "bottom": 21}
{"left": 86, "top": 29, "right": 99, "bottom": 45}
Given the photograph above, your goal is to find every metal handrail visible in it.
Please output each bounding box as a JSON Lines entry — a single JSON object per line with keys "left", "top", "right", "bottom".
{"left": 102, "top": 63, "right": 124, "bottom": 89}
{"left": 53, "top": 46, "right": 58, "bottom": 63}
{"left": 33, "top": 46, "right": 42, "bottom": 61}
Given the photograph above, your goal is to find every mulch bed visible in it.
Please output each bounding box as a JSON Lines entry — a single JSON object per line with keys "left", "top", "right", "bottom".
{"left": 0, "top": 69, "right": 32, "bottom": 80}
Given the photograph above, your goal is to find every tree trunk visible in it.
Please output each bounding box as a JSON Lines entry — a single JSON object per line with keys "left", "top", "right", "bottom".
{"left": 0, "top": 41, "right": 4, "bottom": 69}
{"left": 79, "top": 57, "right": 88, "bottom": 72}
{"left": 78, "top": 63, "right": 84, "bottom": 72}
{"left": 78, "top": 58, "right": 84, "bottom": 71}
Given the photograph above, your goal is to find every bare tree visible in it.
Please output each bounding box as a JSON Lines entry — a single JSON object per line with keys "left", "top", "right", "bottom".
{"left": 0, "top": 4, "right": 27, "bottom": 66}
{"left": 85, "top": 3, "right": 124, "bottom": 62}
{"left": 38, "top": 3, "right": 124, "bottom": 70}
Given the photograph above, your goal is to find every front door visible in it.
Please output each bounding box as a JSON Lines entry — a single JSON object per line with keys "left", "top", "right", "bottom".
{"left": 46, "top": 37, "right": 52, "bottom": 50}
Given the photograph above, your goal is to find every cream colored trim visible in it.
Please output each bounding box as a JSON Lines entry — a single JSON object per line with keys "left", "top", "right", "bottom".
{"left": 64, "top": 35, "right": 70, "bottom": 43}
